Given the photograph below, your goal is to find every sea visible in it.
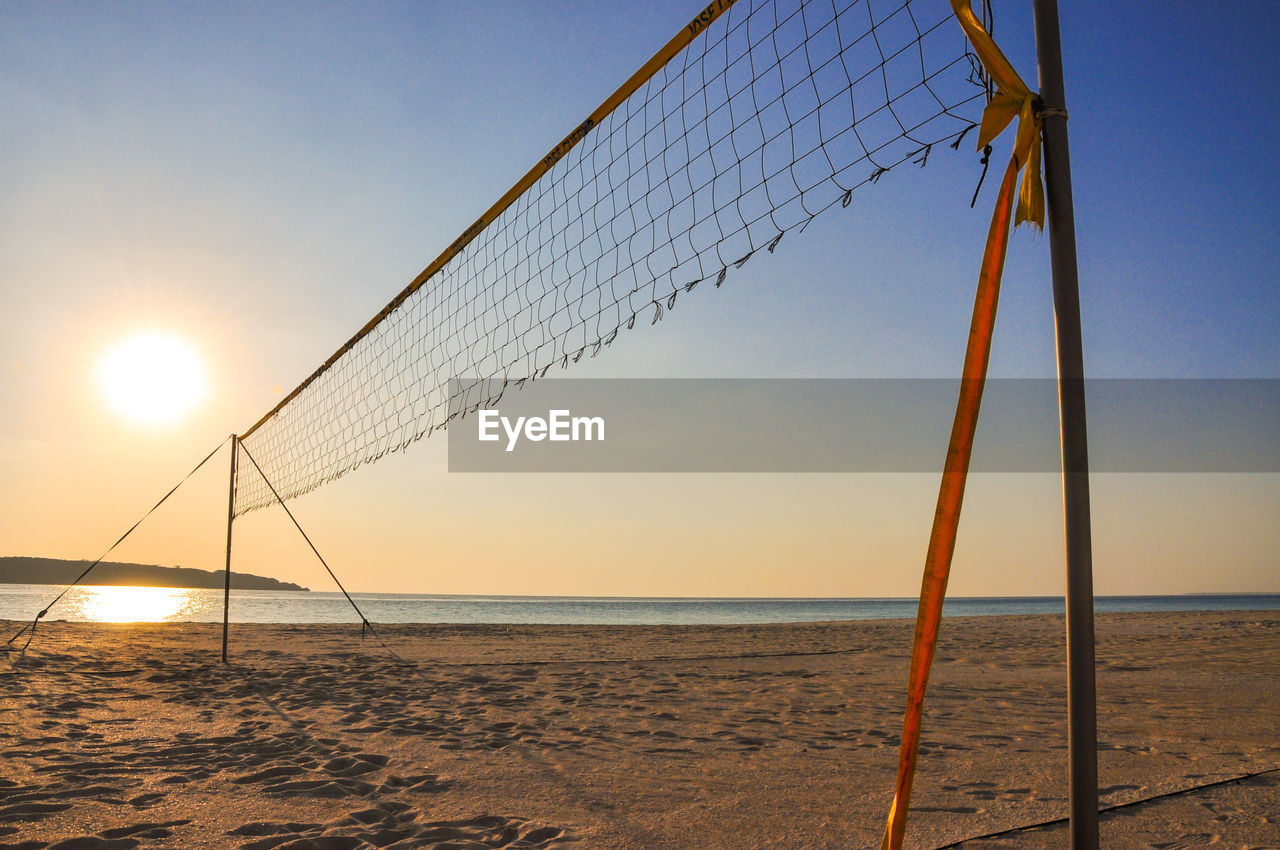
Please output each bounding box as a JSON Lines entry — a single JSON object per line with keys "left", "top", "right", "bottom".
{"left": 0, "top": 584, "right": 1277, "bottom": 626}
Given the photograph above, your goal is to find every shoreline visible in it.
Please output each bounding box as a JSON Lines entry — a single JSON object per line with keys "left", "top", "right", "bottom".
{"left": 3, "top": 611, "right": 1278, "bottom": 848}
{"left": 3, "top": 590, "right": 1277, "bottom": 631}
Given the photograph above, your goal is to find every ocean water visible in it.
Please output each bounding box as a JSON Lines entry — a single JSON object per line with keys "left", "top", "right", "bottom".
{"left": 0, "top": 584, "right": 1277, "bottom": 626}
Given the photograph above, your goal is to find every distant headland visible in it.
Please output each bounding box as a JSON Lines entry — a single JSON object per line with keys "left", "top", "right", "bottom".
{"left": 0, "top": 557, "right": 308, "bottom": 592}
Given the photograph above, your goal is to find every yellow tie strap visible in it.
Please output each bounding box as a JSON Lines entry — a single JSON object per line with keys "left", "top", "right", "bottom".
{"left": 880, "top": 4, "right": 1045, "bottom": 849}
{"left": 952, "top": 0, "right": 1044, "bottom": 229}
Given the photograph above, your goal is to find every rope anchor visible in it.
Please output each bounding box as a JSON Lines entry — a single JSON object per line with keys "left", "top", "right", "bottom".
{"left": 237, "top": 441, "right": 403, "bottom": 663}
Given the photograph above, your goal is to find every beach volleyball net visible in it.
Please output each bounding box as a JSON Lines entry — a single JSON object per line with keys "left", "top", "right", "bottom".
{"left": 233, "top": 0, "right": 988, "bottom": 514}
{"left": 12, "top": 3, "right": 1087, "bottom": 847}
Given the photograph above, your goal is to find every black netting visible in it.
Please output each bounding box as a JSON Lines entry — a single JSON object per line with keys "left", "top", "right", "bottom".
{"left": 236, "top": 0, "right": 984, "bottom": 514}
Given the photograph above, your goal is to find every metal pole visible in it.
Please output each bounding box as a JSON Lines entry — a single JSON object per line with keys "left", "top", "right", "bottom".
{"left": 1032, "top": 1, "right": 1098, "bottom": 847}
{"left": 221, "top": 434, "right": 238, "bottom": 664}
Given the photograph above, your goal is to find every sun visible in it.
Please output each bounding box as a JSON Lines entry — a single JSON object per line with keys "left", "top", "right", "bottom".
{"left": 96, "top": 331, "right": 207, "bottom": 426}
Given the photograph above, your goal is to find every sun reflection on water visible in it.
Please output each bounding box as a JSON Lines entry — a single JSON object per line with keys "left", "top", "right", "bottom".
{"left": 67, "top": 586, "right": 197, "bottom": 623}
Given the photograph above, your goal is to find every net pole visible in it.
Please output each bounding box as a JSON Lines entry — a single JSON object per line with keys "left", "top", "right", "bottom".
{"left": 1032, "top": 1, "right": 1099, "bottom": 847}
{"left": 221, "top": 434, "right": 238, "bottom": 664}
{"left": 239, "top": 0, "right": 741, "bottom": 443}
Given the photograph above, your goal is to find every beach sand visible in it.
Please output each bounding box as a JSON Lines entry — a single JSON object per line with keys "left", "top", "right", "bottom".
{"left": 2, "top": 610, "right": 1277, "bottom": 849}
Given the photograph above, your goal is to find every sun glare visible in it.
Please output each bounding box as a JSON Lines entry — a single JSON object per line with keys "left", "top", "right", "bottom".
{"left": 97, "top": 331, "right": 207, "bottom": 426}
{"left": 76, "top": 585, "right": 194, "bottom": 623}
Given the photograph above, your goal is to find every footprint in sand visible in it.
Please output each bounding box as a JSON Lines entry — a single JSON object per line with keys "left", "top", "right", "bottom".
{"left": 1151, "top": 834, "right": 1222, "bottom": 849}
{"left": 226, "top": 804, "right": 568, "bottom": 850}
{"left": 0, "top": 800, "right": 73, "bottom": 822}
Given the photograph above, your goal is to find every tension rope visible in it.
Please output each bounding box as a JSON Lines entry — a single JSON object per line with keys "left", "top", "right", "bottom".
{"left": 235, "top": 441, "right": 404, "bottom": 663}
{"left": 5, "top": 436, "right": 230, "bottom": 652}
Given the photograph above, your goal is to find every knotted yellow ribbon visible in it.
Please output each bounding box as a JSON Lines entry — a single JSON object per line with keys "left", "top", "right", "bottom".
{"left": 880, "top": 5, "right": 1044, "bottom": 850}
{"left": 953, "top": 0, "right": 1044, "bottom": 228}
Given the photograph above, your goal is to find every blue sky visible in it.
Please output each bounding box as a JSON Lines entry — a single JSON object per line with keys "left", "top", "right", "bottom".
{"left": 1, "top": 1, "right": 1276, "bottom": 597}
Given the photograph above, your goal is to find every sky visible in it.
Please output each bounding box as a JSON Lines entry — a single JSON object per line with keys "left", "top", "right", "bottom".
{"left": 1, "top": 0, "right": 1277, "bottom": 599}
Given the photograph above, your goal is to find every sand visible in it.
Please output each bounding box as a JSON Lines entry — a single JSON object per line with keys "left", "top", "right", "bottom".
{"left": 1, "top": 611, "right": 1277, "bottom": 849}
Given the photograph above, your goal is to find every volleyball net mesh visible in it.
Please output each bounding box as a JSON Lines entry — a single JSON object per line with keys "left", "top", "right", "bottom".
{"left": 234, "top": 0, "right": 988, "bottom": 515}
